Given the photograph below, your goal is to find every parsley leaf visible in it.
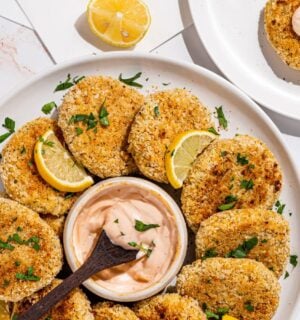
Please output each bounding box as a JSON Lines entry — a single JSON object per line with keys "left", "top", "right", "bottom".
{"left": 16, "top": 267, "right": 40, "bottom": 282}
{"left": 38, "top": 136, "right": 54, "bottom": 147}
{"left": 0, "top": 117, "right": 16, "bottom": 143}
{"left": 284, "top": 271, "right": 289, "bottom": 279}
{"left": 237, "top": 153, "right": 249, "bottom": 165}
{"left": 244, "top": 301, "right": 254, "bottom": 312}
{"left": 99, "top": 100, "right": 109, "bottom": 127}
{"left": 41, "top": 102, "right": 57, "bottom": 115}
{"left": 0, "top": 239, "right": 15, "bottom": 251}
{"left": 218, "top": 195, "right": 237, "bottom": 211}
{"left": 54, "top": 74, "right": 85, "bottom": 92}
{"left": 215, "top": 106, "right": 228, "bottom": 129}
{"left": 119, "top": 72, "right": 143, "bottom": 88}
{"left": 290, "top": 255, "right": 298, "bottom": 268}
{"left": 240, "top": 179, "right": 254, "bottom": 190}
{"left": 75, "top": 127, "right": 83, "bottom": 136}
{"left": 205, "top": 311, "right": 219, "bottom": 319}
{"left": 154, "top": 105, "right": 160, "bottom": 117}
{"left": 274, "top": 200, "right": 285, "bottom": 214}
{"left": 208, "top": 127, "right": 219, "bottom": 135}
{"left": 202, "top": 248, "right": 218, "bottom": 260}
{"left": 226, "top": 237, "right": 258, "bottom": 258}
{"left": 135, "top": 220, "right": 160, "bottom": 232}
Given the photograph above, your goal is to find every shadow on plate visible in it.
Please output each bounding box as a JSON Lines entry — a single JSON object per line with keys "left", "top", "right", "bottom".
{"left": 258, "top": 9, "right": 300, "bottom": 86}
{"left": 74, "top": 12, "right": 134, "bottom": 53}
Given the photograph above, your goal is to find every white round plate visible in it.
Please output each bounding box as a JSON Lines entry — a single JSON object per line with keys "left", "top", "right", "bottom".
{"left": 188, "top": 0, "right": 300, "bottom": 120}
{"left": 0, "top": 53, "right": 299, "bottom": 319}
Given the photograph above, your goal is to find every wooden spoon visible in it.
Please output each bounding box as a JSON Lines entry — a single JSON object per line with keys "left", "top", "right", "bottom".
{"left": 17, "top": 231, "right": 139, "bottom": 320}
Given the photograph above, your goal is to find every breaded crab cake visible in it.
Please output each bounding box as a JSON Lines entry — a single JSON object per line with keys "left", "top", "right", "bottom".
{"left": 195, "top": 208, "right": 290, "bottom": 277}
{"left": 181, "top": 135, "right": 282, "bottom": 232}
{"left": 265, "top": 0, "right": 300, "bottom": 70}
{"left": 0, "top": 198, "right": 63, "bottom": 302}
{"left": 93, "top": 301, "right": 139, "bottom": 320}
{"left": 58, "top": 76, "right": 145, "bottom": 178}
{"left": 128, "top": 89, "right": 213, "bottom": 183}
{"left": 177, "top": 258, "right": 280, "bottom": 320}
{"left": 0, "top": 118, "right": 78, "bottom": 216}
{"left": 13, "top": 279, "right": 94, "bottom": 319}
{"left": 133, "top": 293, "right": 206, "bottom": 320}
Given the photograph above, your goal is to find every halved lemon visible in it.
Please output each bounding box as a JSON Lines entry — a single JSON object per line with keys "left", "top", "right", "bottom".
{"left": 87, "top": 0, "right": 151, "bottom": 48}
{"left": 222, "top": 316, "right": 239, "bottom": 320}
{"left": 0, "top": 301, "right": 10, "bottom": 320}
{"left": 165, "top": 130, "right": 217, "bottom": 189}
{"left": 34, "top": 130, "right": 94, "bottom": 192}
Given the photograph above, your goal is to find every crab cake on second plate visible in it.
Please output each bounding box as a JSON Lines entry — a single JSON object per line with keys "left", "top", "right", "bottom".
{"left": 58, "top": 76, "right": 145, "bottom": 178}
{"left": 0, "top": 118, "right": 78, "bottom": 216}
{"left": 177, "top": 258, "right": 280, "bottom": 320}
{"left": 196, "top": 209, "right": 290, "bottom": 277}
{"left": 128, "top": 89, "right": 213, "bottom": 183}
{"left": 264, "top": 0, "right": 300, "bottom": 70}
{"left": 133, "top": 293, "right": 206, "bottom": 320}
{"left": 93, "top": 301, "right": 138, "bottom": 320}
{"left": 14, "top": 279, "right": 94, "bottom": 319}
{"left": 181, "top": 135, "right": 282, "bottom": 232}
{"left": 0, "top": 198, "right": 63, "bottom": 302}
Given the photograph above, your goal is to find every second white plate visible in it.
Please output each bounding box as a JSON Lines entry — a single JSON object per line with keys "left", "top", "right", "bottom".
{"left": 189, "top": 0, "right": 300, "bottom": 120}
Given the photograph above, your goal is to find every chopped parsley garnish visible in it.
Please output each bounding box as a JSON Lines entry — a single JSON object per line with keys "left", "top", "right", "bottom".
{"left": 244, "top": 301, "right": 254, "bottom": 312}
{"left": 202, "top": 248, "right": 218, "bottom": 260}
{"left": 75, "top": 127, "right": 83, "bottom": 136}
{"left": 170, "top": 149, "right": 175, "bottom": 157}
{"left": 4, "top": 233, "right": 40, "bottom": 251}
{"left": 114, "top": 219, "right": 119, "bottom": 224}
{"left": 39, "top": 136, "right": 54, "bottom": 147}
{"left": 208, "top": 127, "right": 219, "bottom": 135}
{"left": 99, "top": 100, "right": 109, "bottom": 127}
{"left": 284, "top": 271, "right": 289, "bottom": 279}
{"left": 65, "top": 192, "right": 75, "bottom": 199}
{"left": 20, "top": 146, "right": 26, "bottom": 154}
{"left": 41, "top": 102, "right": 57, "bottom": 115}
{"left": 204, "top": 307, "right": 229, "bottom": 319}
{"left": 237, "top": 153, "right": 249, "bottom": 165}
{"left": 69, "top": 113, "right": 97, "bottom": 130}
{"left": 0, "top": 239, "right": 15, "bottom": 251}
{"left": 261, "top": 239, "right": 268, "bottom": 243}
{"left": 128, "top": 242, "right": 154, "bottom": 257}
{"left": 218, "top": 195, "right": 237, "bottom": 211}
{"left": 290, "top": 255, "right": 298, "bottom": 268}
{"left": 274, "top": 200, "right": 285, "bottom": 214}
{"left": 128, "top": 242, "right": 137, "bottom": 247}
{"left": 226, "top": 237, "right": 258, "bottom": 258}
{"left": 16, "top": 266, "right": 40, "bottom": 282}
{"left": 154, "top": 105, "right": 160, "bottom": 117}
{"left": 0, "top": 117, "right": 15, "bottom": 143}
{"left": 135, "top": 220, "right": 160, "bottom": 232}
{"left": 220, "top": 151, "right": 228, "bottom": 157}
{"left": 119, "top": 72, "right": 143, "bottom": 88}
{"left": 15, "top": 261, "right": 21, "bottom": 267}
{"left": 16, "top": 226, "right": 23, "bottom": 232}
{"left": 205, "top": 311, "right": 219, "bottom": 319}
{"left": 215, "top": 106, "right": 228, "bottom": 129}
{"left": 2, "top": 279, "right": 10, "bottom": 287}
{"left": 54, "top": 74, "right": 85, "bottom": 92}
{"left": 240, "top": 179, "right": 254, "bottom": 190}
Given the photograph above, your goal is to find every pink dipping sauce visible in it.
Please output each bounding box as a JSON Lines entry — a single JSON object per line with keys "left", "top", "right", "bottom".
{"left": 72, "top": 183, "right": 179, "bottom": 293}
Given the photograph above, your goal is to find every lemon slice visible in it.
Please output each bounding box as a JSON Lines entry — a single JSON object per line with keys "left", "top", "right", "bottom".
{"left": 34, "top": 130, "right": 94, "bottom": 192}
{"left": 165, "top": 130, "right": 217, "bottom": 189}
{"left": 87, "top": 0, "right": 151, "bottom": 48}
{"left": 222, "top": 316, "right": 239, "bottom": 320}
{"left": 0, "top": 301, "right": 10, "bottom": 320}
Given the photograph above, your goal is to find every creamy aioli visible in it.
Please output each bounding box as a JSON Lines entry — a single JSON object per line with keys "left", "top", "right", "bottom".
{"left": 292, "top": 6, "right": 300, "bottom": 36}
{"left": 72, "top": 183, "right": 179, "bottom": 293}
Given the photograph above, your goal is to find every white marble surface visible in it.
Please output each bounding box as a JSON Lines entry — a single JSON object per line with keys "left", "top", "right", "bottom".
{"left": 0, "top": 0, "right": 299, "bottom": 165}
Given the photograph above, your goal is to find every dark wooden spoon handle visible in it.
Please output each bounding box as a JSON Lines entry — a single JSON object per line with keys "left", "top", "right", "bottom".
{"left": 17, "top": 260, "right": 105, "bottom": 320}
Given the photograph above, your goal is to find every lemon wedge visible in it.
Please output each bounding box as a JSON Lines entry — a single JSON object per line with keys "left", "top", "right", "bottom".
{"left": 87, "top": 0, "right": 151, "bottom": 48}
{"left": 0, "top": 301, "right": 10, "bottom": 320}
{"left": 165, "top": 130, "right": 216, "bottom": 189}
{"left": 222, "top": 315, "right": 239, "bottom": 320}
{"left": 34, "top": 130, "right": 94, "bottom": 192}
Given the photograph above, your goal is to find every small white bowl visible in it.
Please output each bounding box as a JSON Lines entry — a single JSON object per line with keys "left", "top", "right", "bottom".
{"left": 64, "top": 177, "right": 188, "bottom": 302}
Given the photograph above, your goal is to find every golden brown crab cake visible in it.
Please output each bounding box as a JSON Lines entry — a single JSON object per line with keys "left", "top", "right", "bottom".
{"left": 0, "top": 198, "right": 63, "bottom": 302}
{"left": 264, "top": 0, "right": 300, "bottom": 70}
{"left": 181, "top": 135, "right": 282, "bottom": 232}
{"left": 13, "top": 279, "right": 94, "bottom": 320}
{"left": 128, "top": 89, "right": 213, "bottom": 183}
{"left": 40, "top": 214, "right": 65, "bottom": 239}
{"left": 93, "top": 301, "right": 138, "bottom": 320}
{"left": 133, "top": 293, "right": 206, "bottom": 320}
{"left": 177, "top": 258, "right": 280, "bottom": 320}
{"left": 195, "top": 209, "right": 290, "bottom": 277}
{"left": 58, "top": 76, "right": 144, "bottom": 178}
{"left": 0, "top": 117, "right": 78, "bottom": 216}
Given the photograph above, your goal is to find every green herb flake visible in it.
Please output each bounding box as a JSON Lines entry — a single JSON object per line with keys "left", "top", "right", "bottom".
{"left": 162, "top": 82, "right": 171, "bottom": 86}
{"left": 217, "top": 307, "right": 229, "bottom": 315}
{"left": 215, "top": 106, "right": 228, "bottom": 129}
{"left": 75, "top": 127, "right": 83, "bottom": 136}
{"left": 15, "top": 261, "right": 21, "bottom": 267}
{"left": 16, "top": 226, "right": 23, "bottom": 232}
{"left": 170, "top": 149, "right": 175, "bottom": 157}
{"left": 20, "top": 146, "right": 26, "bottom": 154}
{"left": 220, "top": 151, "right": 228, "bottom": 157}
{"left": 290, "top": 255, "right": 298, "bottom": 268}
{"left": 284, "top": 271, "right": 289, "bottom": 279}
{"left": 0, "top": 117, "right": 16, "bottom": 143}
{"left": 208, "top": 127, "right": 220, "bottom": 135}
{"left": 227, "top": 237, "right": 258, "bottom": 258}
{"left": 128, "top": 242, "right": 137, "bottom": 247}
{"left": 205, "top": 310, "right": 219, "bottom": 319}
{"left": 0, "top": 239, "right": 15, "bottom": 251}
{"left": 135, "top": 220, "right": 160, "bottom": 232}
{"left": 119, "top": 72, "right": 143, "bottom": 88}
{"left": 202, "top": 248, "right": 218, "bottom": 260}
{"left": 99, "top": 100, "right": 109, "bottom": 127}
{"left": 41, "top": 102, "right": 57, "bottom": 115}
{"left": 2, "top": 279, "right": 10, "bottom": 287}
{"left": 114, "top": 219, "right": 119, "bottom": 224}
{"left": 237, "top": 153, "right": 249, "bottom": 165}
{"left": 244, "top": 301, "right": 254, "bottom": 312}
{"left": 274, "top": 200, "right": 286, "bottom": 214}
{"left": 38, "top": 136, "right": 54, "bottom": 147}
{"left": 154, "top": 105, "right": 160, "bottom": 117}
{"left": 16, "top": 267, "right": 40, "bottom": 282}
{"left": 54, "top": 74, "right": 85, "bottom": 92}
{"left": 218, "top": 195, "right": 237, "bottom": 211}
{"left": 261, "top": 239, "right": 268, "bottom": 243}
{"left": 65, "top": 192, "right": 75, "bottom": 199}
{"left": 240, "top": 179, "right": 254, "bottom": 190}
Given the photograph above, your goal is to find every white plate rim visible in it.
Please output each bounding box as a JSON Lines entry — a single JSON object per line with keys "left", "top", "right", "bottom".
{"left": 188, "top": 0, "right": 300, "bottom": 121}
{"left": 0, "top": 52, "right": 299, "bottom": 318}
